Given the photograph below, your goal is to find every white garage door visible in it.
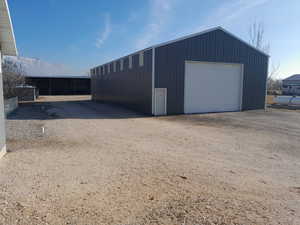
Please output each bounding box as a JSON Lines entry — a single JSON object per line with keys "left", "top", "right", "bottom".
{"left": 184, "top": 61, "right": 243, "bottom": 114}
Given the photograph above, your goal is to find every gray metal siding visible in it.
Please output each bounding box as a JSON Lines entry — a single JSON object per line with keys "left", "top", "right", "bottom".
{"left": 91, "top": 49, "right": 153, "bottom": 114}
{"left": 155, "top": 29, "right": 269, "bottom": 114}
{"left": 283, "top": 80, "right": 300, "bottom": 86}
{"left": 0, "top": 63, "right": 6, "bottom": 152}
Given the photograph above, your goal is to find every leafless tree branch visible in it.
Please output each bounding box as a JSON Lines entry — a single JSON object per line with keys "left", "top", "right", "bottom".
{"left": 249, "top": 22, "right": 270, "bottom": 54}
{"left": 249, "top": 21, "right": 281, "bottom": 92}
{"left": 2, "top": 58, "right": 26, "bottom": 99}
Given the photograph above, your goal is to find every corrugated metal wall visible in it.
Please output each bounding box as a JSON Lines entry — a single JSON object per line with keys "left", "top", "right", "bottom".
{"left": 91, "top": 49, "right": 153, "bottom": 114}
{"left": 155, "top": 29, "right": 269, "bottom": 114}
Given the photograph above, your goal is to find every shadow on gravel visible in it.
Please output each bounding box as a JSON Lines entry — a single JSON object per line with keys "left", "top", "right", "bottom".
{"left": 7, "top": 100, "right": 148, "bottom": 120}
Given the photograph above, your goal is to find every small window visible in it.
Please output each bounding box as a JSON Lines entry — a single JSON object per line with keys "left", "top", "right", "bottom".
{"left": 113, "top": 61, "right": 116, "bottom": 72}
{"left": 129, "top": 55, "right": 133, "bottom": 69}
{"left": 120, "top": 59, "right": 124, "bottom": 71}
{"left": 108, "top": 64, "right": 111, "bottom": 74}
{"left": 139, "top": 52, "right": 144, "bottom": 67}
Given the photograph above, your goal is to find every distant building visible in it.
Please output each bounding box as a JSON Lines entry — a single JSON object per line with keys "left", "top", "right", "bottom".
{"left": 282, "top": 74, "right": 300, "bottom": 96}
{"left": 0, "top": 0, "right": 18, "bottom": 159}
{"left": 25, "top": 75, "right": 91, "bottom": 95}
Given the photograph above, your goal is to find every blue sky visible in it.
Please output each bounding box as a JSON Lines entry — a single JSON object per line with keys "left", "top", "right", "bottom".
{"left": 9, "top": 0, "right": 300, "bottom": 78}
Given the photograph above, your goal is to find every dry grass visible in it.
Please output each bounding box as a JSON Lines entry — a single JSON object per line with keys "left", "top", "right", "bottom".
{"left": 266, "top": 95, "right": 275, "bottom": 105}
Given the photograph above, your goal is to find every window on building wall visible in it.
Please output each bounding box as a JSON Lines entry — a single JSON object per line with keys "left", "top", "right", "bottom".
{"left": 120, "top": 59, "right": 124, "bottom": 71}
{"left": 97, "top": 67, "right": 100, "bottom": 77}
{"left": 108, "top": 64, "right": 110, "bottom": 74}
{"left": 139, "top": 51, "right": 144, "bottom": 67}
{"left": 129, "top": 55, "right": 133, "bottom": 69}
{"left": 113, "top": 61, "right": 116, "bottom": 72}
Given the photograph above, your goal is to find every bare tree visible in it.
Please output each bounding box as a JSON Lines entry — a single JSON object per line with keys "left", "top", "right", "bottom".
{"left": 249, "top": 22, "right": 270, "bottom": 54}
{"left": 2, "top": 58, "right": 26, "bottom": 99}
{"left": 249, "top": 22, "right": 280, "bottom": 92}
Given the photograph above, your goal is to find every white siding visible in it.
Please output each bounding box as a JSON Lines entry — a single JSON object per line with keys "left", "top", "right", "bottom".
{"left": 0, "top": 51, "right": 6, "bottom": 158}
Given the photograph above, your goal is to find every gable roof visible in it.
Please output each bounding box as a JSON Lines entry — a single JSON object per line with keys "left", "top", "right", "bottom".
{"left": 0, "top": 0, "right": 17, "bottom": 56}
{"left": 91, "top": 26, "right": 269, "bottom": 70}
{"left": 153, "top": 26, "right": 270, "bottom": 57}
{"left": 284, "top": 74, "right": 300, "bottom": 81}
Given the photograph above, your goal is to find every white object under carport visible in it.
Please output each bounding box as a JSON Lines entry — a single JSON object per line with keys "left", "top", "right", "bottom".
{"left": 184, "top": 61, "right": 243, "bottom": 114}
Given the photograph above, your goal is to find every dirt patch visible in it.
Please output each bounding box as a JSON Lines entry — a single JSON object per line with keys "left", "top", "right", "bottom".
{"left": 127, "top": 187, "right": 274, "bottom": 225}
{"left": 290, "top": 187, "right": 300, "bottom": 195}
{"left": 159, "top": 114, "right": 250, "bottom": 130}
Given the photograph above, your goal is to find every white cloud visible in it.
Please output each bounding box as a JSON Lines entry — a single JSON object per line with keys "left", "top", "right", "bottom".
{"left": 95, "top": 13, "right": 112, "bottom": 48}
{"left": 135, "top": 0, "right": 175, "bottom": 49}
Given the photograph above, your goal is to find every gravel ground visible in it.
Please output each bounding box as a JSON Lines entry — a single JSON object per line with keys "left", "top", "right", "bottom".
{"left": 1, "top": 95, "right": 300, "bottom": 225}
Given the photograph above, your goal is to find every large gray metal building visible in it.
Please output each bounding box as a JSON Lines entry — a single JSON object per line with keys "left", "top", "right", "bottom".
{"left": 0, "top": 0, "right": 18, "bottom": 159}
{"left": 91, "top": 27, "right": 269, "bottom": 116}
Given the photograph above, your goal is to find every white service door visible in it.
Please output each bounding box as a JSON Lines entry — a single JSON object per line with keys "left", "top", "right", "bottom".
{"left": 155, "top": 88, "right": 167, "bottom": 116}
{"left": 184, "top": 62, "right": 243, "bottom": 114}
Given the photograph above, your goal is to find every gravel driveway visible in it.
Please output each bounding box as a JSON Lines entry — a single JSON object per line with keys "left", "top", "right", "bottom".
{"left": 1, "top": 95, "right": 300, "bottom": 225}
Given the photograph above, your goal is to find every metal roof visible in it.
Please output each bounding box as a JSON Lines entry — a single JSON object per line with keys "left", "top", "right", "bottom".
{"left": 284, "top": 74, "right": 300, "bottom": 81}
{"left": 26, "top": 75, "right": 90, "bottom": 79}
{"left": 92, "top": 26, "right": 269, "bottom": 70}
{"left": 0, "top": 0, "right": 17, "bottom": 56}
{"left": 153, "top": 26, "right": 269, "bottom": 57}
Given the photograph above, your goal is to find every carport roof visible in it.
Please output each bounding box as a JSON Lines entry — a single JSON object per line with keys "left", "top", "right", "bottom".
{"left": 26, "top": 75, "right": 90, "bottom": 79}
{"left": 0, "top": 0, "right": 17, "bottom": 56}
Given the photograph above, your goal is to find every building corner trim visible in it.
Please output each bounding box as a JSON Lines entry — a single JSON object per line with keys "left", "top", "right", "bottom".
{"left": 151, "top": 47, "right": 156, "bottom": 115}
{"left": 0, "top": 145, "right": 7, "bottom": 160}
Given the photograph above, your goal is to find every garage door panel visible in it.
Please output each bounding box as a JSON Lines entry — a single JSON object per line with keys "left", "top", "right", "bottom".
{"left": 184, "top": 62, "right": 243, "bottom": 114}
